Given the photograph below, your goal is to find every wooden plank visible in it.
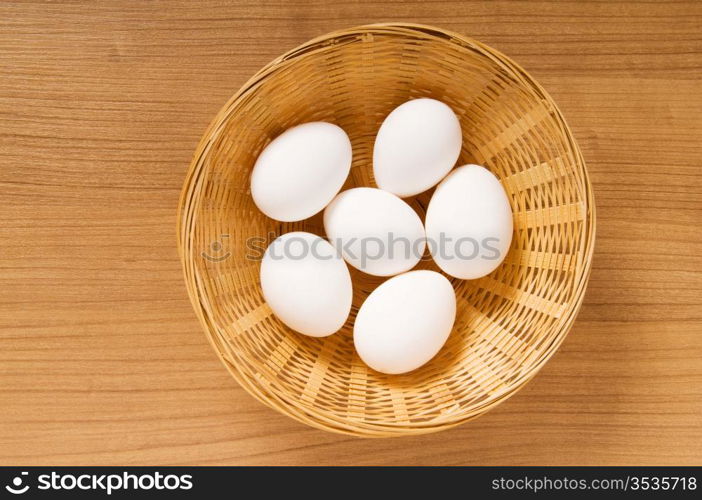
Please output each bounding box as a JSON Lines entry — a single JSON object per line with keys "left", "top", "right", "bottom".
{"left": 0, "top": 0, "right": 700, "bottom": 465}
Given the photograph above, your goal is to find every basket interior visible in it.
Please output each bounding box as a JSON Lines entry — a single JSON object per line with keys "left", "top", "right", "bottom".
{"left": 182, "top": 26, "right": 592, "bottom": 435}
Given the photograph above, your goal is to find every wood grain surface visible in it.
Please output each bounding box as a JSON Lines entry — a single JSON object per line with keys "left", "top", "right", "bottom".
{"left": 1, "top": 0, "right": 700, "bottom": 465}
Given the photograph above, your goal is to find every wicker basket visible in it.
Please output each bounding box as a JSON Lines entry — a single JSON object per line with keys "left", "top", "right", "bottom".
{"left": 177, "top": 23, "right": 595, "bottom": 437}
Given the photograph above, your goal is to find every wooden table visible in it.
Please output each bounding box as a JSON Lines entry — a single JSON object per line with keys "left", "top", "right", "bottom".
{"left": 1, "top": 0, "right": 700, "bottom": 466}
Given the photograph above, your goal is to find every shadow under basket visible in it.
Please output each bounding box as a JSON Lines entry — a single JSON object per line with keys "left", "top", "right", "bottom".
{"left": 177, "top": 23, "right": 596, "bottom": 437}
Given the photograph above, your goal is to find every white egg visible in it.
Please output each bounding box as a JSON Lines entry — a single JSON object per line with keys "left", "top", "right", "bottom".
{"left": 373, "top": 98, "right": 462, "bottom": 197}
{"left": 354, "top": 270, "right": 456, "bottom": 374}
{"left": 425, "top": 164, "right": 513, "bottom": 279}
{"left": 260, "top": 232, "right": 352, "bottom": 337}
{"left": 324, "top": 188, "right": 426, "bottom": 277}
{"left": 251, "top": 122, "right": 352, "bottom": 222}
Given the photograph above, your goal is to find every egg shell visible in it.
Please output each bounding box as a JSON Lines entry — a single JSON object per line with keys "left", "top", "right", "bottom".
{"left": 324, "top": 187, "right": 426, "bottom": 277}
{"left": 251, "top": 122, "right": 352, "bottom": 222}
{"left": 425, "top": 164, "right": 513, "bottom": 279}
{"left": 373, "top": 98, "right": 462, "bottom": 197}
{"left": 354, "top": 270, "right": 456, "bottom": 374}
{"left": 260, "top": 232, "right": 352, "bottom": 337}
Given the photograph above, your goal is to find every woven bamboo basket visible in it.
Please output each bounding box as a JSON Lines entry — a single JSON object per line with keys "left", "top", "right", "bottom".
{"left": 177, "top": 23, "right": 595, "bottom": 437}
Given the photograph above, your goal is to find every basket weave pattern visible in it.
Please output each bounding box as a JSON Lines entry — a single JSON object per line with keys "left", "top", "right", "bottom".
{"left": 178, "top": 23, "right": 595, "bottom": 436}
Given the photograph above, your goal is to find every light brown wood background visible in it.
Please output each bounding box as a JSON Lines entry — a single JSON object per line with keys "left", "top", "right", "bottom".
{"left": 1, "top": 0, "right": 700, "bottom": 466}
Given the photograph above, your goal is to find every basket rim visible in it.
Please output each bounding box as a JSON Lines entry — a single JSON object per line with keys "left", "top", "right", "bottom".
{"left": 176, "top": 22, "right": 597, "bottom": 437}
